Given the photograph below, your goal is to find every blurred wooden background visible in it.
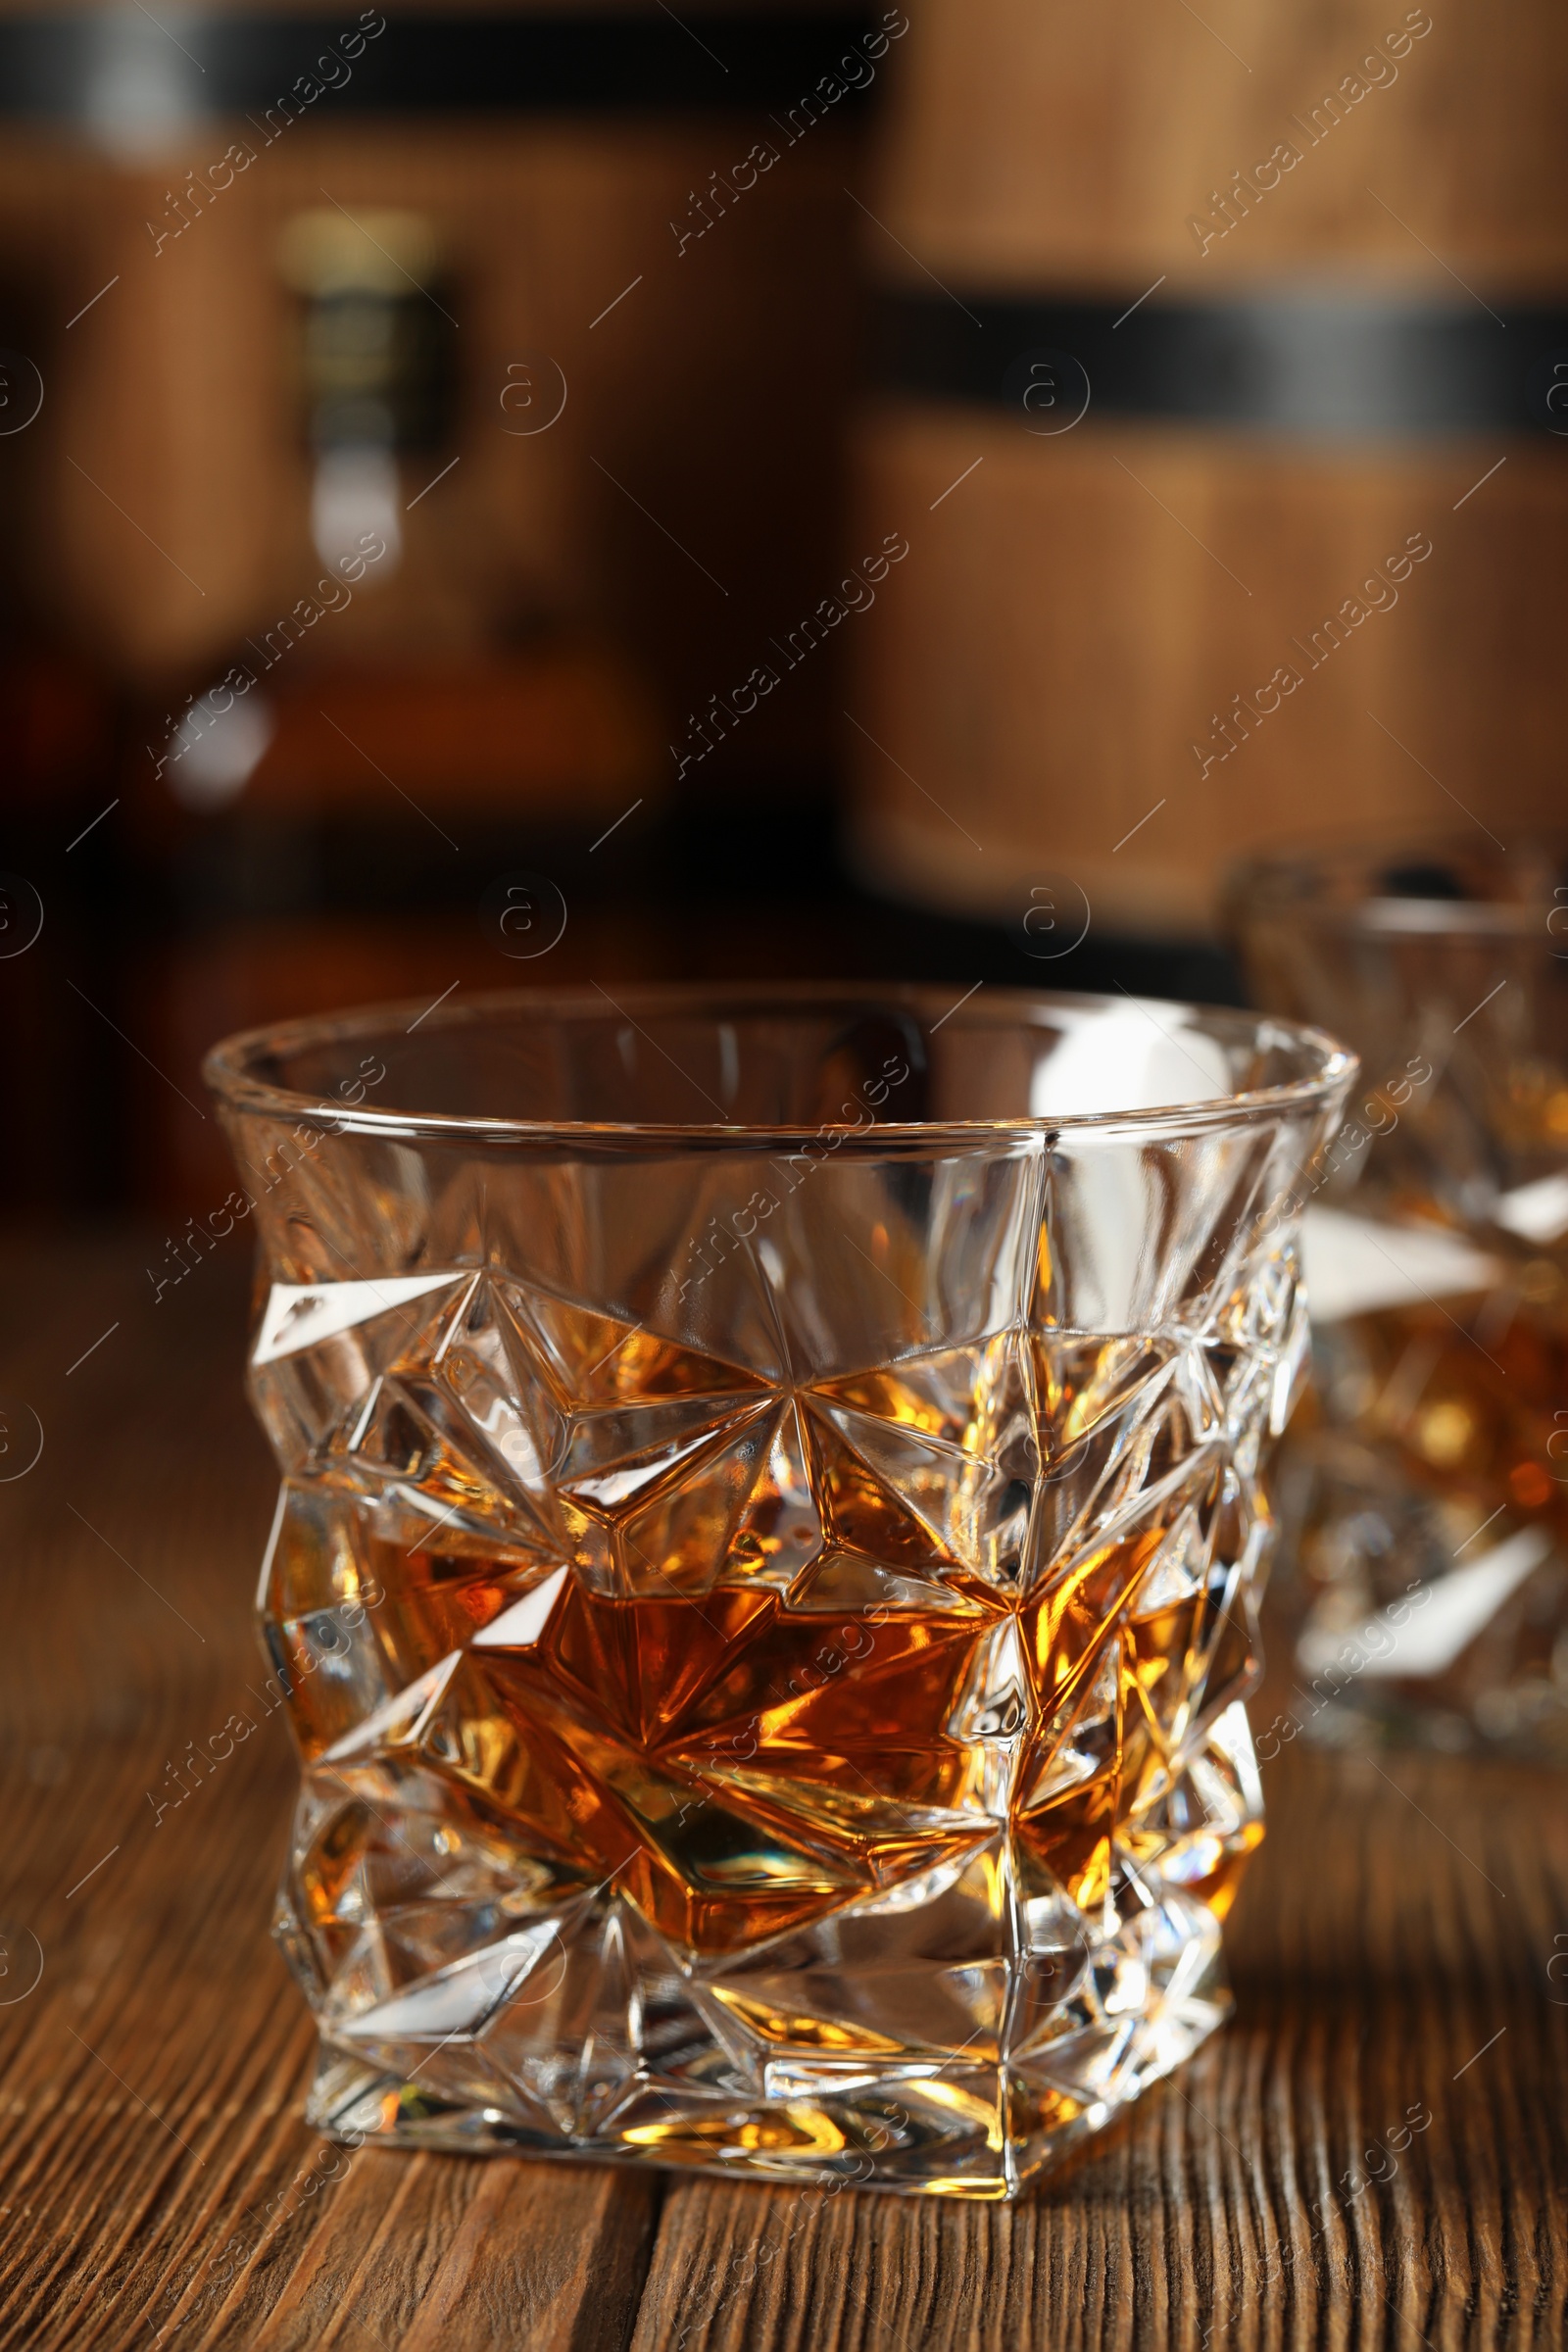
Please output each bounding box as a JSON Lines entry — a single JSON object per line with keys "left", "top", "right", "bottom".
{"left": 0, "top": 0, "right": 1562, "bottom": 1214}
{"left": 0, "top": 5, "right": 880, "bottom": 1209}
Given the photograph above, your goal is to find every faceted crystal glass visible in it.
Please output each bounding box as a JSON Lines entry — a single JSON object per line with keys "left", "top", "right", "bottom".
{"left": 206, "top": 985, "right": 1351, "bottom": 2198}
{"left": 1230, "top": 835, "right": 1568, "bottom": 1760}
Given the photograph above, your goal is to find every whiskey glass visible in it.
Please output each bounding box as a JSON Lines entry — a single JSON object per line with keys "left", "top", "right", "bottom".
{"left": 1230, "top": 836, "right": 1568, "bottom": 1760}
{"left": 206, "top": 984, "right": 1350, "bottom": 2198}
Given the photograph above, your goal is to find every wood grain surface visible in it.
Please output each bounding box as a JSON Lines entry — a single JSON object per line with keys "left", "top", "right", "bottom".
{"left": 1, "top": 1232, "right": 1564, "bottom": 2350}
{"left": 875, "top": 0, "right": 1568, "bottom": 289}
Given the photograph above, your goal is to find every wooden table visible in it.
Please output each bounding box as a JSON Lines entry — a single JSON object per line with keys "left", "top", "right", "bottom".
{"left": 1, "top": 1233, "right": 1563, "bottom": 2350}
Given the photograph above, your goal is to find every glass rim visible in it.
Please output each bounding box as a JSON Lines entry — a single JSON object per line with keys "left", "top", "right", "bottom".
{"left": 1228, "top": 823, "right": 1567, "bottom": 940}
{"left": 202, "top": 980, "right": 1356, "bottom": 1150}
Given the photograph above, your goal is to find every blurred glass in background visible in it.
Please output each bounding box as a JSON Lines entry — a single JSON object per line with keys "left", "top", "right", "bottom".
{"left": 1232, "top": 837, "right": 1568, "bottom": 1760}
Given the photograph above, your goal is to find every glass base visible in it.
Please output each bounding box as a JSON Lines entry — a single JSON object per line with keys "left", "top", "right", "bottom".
{"left": 294, "top": 1897, "right": 1232, "bottom": 2201}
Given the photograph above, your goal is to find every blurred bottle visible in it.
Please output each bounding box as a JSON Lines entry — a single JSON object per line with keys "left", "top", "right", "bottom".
{"left": 125, "top": 202, "right": 659, "bottom": 1209}
{"left": 286, "top": 206, "right": 447, "bottom": 595}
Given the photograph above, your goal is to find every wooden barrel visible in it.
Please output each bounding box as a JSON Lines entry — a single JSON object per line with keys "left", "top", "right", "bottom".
{"left": 849, "top": 1, "right": 1568, "bottom": 941}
